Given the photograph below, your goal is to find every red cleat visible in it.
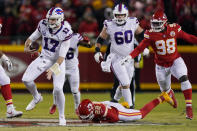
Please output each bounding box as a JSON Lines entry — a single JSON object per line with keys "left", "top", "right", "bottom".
{"left": 168, "top": 89, "right": 177, "bottom": 108}
{"left": 186, "top": 106, "right": 193, "bottom": 120}
{"left": 49, "top": 104, "right": 56, "bottom": 114}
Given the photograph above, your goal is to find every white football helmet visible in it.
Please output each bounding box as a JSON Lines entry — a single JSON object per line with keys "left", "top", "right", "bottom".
{"left": 46, "top": 7, "right": 64, "bottom": 29}
{"left": 113, "top": 4, "right": 128, "bottom": 25}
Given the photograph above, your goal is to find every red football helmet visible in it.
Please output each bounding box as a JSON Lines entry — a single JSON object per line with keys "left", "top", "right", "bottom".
{"left": 78, "top": 99, "right": 95, "bottom": 120}
{"left": 151, "top": 9, "right": 167, "bottom": 32}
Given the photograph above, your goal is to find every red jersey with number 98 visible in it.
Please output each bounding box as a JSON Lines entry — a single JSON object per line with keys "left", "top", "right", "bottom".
{"left": 145, "top": 23, "right": 181, "bottom": 67}
{"left": 130, "top": 23, "right": 197, "bottom": 67}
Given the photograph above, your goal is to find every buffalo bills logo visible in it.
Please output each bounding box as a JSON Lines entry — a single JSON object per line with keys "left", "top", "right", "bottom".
{"left": 55, "top": 9, "right": 64, "bottom": 15}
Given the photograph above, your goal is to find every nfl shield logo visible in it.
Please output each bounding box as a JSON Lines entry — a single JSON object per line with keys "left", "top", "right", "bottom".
{"left": 170, "top": 31, "right": 175, "bottom": 37}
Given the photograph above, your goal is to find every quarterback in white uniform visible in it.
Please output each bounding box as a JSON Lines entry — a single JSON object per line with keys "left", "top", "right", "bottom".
{"left": 94, "top": 4, "right": 144, "bottom": 108}
{"left": 49, "top": 33, "right": 92, "bottom": 115}
{"left": 22, "top": 7, "right": 72, "bottom": 126}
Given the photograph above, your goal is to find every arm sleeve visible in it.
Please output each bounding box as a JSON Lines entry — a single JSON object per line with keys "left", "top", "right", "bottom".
{"left": 29, "top": 29, "right": 42, "bottom": 42}
{"left": 177, "top": 30, "right": 197, "bottom": 45}
{"left": 130, "top": 39, "right": 150, "bottom": 58}
{"left": 59, "top": 39, "right": 70, "bottom": 58}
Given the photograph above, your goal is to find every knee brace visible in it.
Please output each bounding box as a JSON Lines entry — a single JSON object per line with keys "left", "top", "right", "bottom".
{"left": 179, "top": 75, "right": 188, "bottom": 83}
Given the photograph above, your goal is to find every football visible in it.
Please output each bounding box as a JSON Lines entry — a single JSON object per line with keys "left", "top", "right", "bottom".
{"left": 29, "top": 42, "right": 40, "bottom": 51}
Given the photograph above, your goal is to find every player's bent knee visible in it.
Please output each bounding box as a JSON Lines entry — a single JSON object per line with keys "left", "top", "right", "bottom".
{"left": 179, "top": 75, "right": 188, "bottom": 83}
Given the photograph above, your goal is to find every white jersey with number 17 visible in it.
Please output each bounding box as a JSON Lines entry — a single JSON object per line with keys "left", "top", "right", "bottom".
{"left": 37, "top": 19, "right": 73, "bottom": 60}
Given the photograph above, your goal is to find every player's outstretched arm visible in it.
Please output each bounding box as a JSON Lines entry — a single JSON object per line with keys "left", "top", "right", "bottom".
{"left": 178, "top": 30, "right": 197, "bottom": 45}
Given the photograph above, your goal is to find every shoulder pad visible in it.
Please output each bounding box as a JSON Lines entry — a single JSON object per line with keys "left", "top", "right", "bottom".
{"left": 72, "top": 33, "right": 83, "bottom": 41}
{"left": 40, "top": 19, "right": 47, "bottom": 26}
{"left": 168, "top": 23, "right": 181, "bottom": 32}
{"left": 103, "top": 19, "right": 111, "bottom": 28}
{"left": 37, "top": 19, "right": 47, "bottom": 32}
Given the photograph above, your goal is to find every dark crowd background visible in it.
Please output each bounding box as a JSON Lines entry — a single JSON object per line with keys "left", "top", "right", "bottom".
{"left": 0, "top": 0, "right": 196, "bottom": 45}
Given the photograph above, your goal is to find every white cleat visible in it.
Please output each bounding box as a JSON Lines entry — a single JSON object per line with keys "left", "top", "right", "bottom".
{"left": 59, "top": 118, "right": 66, "bottom": 126}
{"left": 7, "top": 107, "right": 23, "bottom": 118}
{"left": 26, "top": 94, "right": 43, "bottom": 111}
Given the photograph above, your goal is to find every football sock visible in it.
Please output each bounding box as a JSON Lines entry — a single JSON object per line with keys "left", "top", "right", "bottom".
{"left": 1, "top": 84, "right": 13, "bottom": 105}
{"left": 73, "top": 92, "right": 80, "bottom": 109}
{"left": 140, "top": 97, "right": 164, "bottom": 119}
{"left": 182, "top": 88, "right": 192, "bottom": 107}
{"left": 54, "top": 89, "right": 65, "bottom": 120}
{"left": 181, "top": 81, "right": 192, "bottom": 107}
{"left": 121, "top": 88, "right": 132, "bottom": 107}
{"left": 114, "top": 86, "right": 122, "bottom": 101}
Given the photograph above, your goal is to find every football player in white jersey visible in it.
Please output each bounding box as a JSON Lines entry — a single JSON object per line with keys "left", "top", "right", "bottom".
{"left": 49, "top": 33, "right": 92, "bottom": 115}
{"left": 94, "top": 4, "right": 144, "bottom": 108}
{"left": 22, "top": 7, "right": 72, "bottom": 126}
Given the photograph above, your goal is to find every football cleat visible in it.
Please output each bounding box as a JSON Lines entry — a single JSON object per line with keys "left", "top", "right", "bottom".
{"left": 186, "top": 106, "right": 193, "bottom": 120}
{"left": 7, "top": 106, "right": 23, "bottom": 118}
{"left": 49, "top": 104, "right": 56, "bottom": 114}
{"left": 59, "top": 117, "right": 66, "bottom": 126}
{"left": 168, "top": 89, "right": 177, "bottom": 108}
{"left": 26, "top": 94, "right": 43, "bottom": 111}
{"left": 120, "top": 101, "right": 130, "bottom": 109}
{"left": 159, "top": 92, "right": 174, "bottom": 107}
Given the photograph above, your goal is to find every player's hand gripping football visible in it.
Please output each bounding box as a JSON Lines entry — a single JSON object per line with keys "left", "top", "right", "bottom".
{"left": 1, "top": 54, "right": 13, "bottom": 71}
{"left": 120, "top": 55, "right": 132, "bottom": 65}
{"left": 24, "top": 39, "right": 39, "bottom": 53}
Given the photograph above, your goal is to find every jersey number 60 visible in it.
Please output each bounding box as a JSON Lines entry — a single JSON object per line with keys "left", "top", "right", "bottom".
{"left": 114, "top": 30, "right": 133, "bottom": 45}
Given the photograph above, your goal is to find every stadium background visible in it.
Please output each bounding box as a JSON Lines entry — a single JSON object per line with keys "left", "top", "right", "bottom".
{"left": 0, "top": 0, "right": 197, "bottom": 91}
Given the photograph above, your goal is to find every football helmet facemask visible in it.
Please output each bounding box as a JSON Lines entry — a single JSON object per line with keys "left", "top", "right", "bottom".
{"left": 151, "top": 9, "right": 167, "bottom": 32}
{"left": 46, "top": 7, "right": 64, "bottom": 29}
{"left": 113, "top": 3, "right": 128, "bottom": 25}
{"left": 78, "top": 99, "right": 95, "bottom": 120}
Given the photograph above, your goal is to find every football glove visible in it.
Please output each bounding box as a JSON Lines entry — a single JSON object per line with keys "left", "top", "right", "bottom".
{"left": 94, "top": 52, "right": 103, "bottom": 63}
{"left": 101, "top": 61, "right": 111, "bottom": 72}
{"left": 143, "top": 48, "right": 150, "bottom": 57}
{"left": 100, "top": 53, "right": 115, "bottom": 72}
{"left": 1, "top": 54, "right": 13, "bottom": 71}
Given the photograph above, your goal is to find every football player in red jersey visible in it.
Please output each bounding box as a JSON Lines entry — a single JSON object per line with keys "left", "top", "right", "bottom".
{"left": 121, "top": 9, "right": 197, "bottom": 120}
{"left": 78, "top": 92, "right": 174, "bottom": 122}
{"left": 0, "top": 19, "right": 23, "bottom": 118}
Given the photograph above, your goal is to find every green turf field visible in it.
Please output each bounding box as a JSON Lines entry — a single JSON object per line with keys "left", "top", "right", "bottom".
{"left": 0, "top": 91, "right": 196, "bottom": 131}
